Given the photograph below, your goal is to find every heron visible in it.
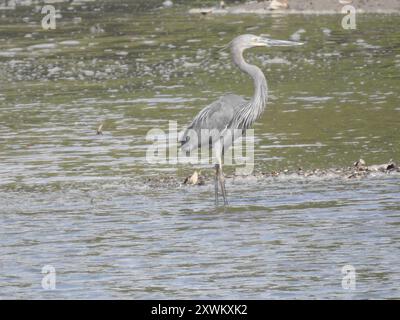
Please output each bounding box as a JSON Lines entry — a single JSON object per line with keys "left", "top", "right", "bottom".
{"left": 180, "top": 34, "right": 302, "bottom": 205}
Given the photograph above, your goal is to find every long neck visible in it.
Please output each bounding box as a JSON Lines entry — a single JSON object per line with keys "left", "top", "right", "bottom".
{"left": 232, "top": 47, "right": 268, "bottom": 125}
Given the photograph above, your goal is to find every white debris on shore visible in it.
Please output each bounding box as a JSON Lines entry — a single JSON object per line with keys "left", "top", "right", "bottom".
{"left": 189, "top": 0, "right": 400, "bottom": 15}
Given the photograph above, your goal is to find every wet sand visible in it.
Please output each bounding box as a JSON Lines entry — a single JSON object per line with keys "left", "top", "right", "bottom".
{"left": 189, "top": 0, "right": 400, "bottom": 15}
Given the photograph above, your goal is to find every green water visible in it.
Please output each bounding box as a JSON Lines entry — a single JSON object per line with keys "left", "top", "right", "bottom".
{"left": 0, "top": 0, "right": 399, "bottom": 299}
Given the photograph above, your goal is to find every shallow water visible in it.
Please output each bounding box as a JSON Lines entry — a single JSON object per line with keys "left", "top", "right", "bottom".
{"left": 0, "top": 1, "right": 399, "bottom": 299}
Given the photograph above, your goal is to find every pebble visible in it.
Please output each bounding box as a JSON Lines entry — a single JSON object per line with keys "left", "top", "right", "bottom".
{"left": 163, "top": 0, "right": 173, "bottom": 8}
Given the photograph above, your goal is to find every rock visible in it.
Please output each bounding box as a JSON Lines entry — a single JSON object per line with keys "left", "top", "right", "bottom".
{"left": 354, "top": 158, "right": 366, "bottom": 168}
{"left": 368, "top": 164, "right": 386, "bottom": 172}
{"left": 83, "top": 70, "right": 94, "bottom": 77}
{"left": 47, "top": 66, "right": 61, "bottom": 77}
{"left": 90, "top": 24, "right": 104, "bottom": 34}
{"left": 268, "top": 0, "right": 289, "bottom": 10}
{"left": 96, "top": 123, "right": 103, "bottom": 135}
{"left": 184, "top": 171, "right": 205, "bottom": 185}
{"left": 386, "top": 163, "right": 396, "bottom": 171}
{"left": 163, "top": 0, "right": 173, "bottom": 8}
{"left": 60, "top": 40, "right": 80, "bottom": 46}
{"left": 367, "top": 160, "right": 398, "bottom": 173}
{"left": 386, "top": 160, "right": 397, "bottom": 171}
{"left": 386, "top": 163, "right": 395, "bottom": 170}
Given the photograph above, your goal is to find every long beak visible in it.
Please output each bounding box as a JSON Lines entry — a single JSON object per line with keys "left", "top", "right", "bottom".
{"left": 260, "top": 38, "right": 303, "bottom": 47}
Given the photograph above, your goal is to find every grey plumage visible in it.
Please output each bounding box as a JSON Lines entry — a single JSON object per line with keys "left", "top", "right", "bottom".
{"left": 180, "top": 93, "right": 246, "bottom": 152}
{"left": 179, "top": 34, "right": 303, "bottom": 205}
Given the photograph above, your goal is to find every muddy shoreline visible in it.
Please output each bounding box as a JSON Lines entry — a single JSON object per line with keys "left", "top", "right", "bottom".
{"left": 145, "top": 160, "right": 400, "bottom": 188}
{"left": 189, "top": 0, "right": 400, "bottom": 15}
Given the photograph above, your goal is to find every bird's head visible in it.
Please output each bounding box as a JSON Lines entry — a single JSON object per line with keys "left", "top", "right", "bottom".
{"left": 231, "top": 34, "right": 303, "bottom": 51}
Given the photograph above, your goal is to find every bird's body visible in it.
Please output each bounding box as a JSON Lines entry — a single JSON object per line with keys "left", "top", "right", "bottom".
{"left": 180, "top": 34, "right": 302, "bottom": 205}
{"left": 180, "top": 93, "right": 246, "bottom": 153}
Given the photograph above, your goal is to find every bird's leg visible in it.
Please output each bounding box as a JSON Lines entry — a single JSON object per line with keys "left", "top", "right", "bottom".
{"left": 214, "top": 164, "right": 219, "bottom": 205}
{"left": 218, "top": 164, "right": 228, "bottom": 206}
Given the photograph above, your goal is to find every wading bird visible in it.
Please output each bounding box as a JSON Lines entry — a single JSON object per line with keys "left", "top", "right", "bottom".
{"left": 180, "top": 34, "right": 302, "bottom": 205}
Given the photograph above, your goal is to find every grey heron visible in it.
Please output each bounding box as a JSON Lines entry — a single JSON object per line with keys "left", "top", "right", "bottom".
{"left": 180, "top": 34, "right": 302, "bottom": 205}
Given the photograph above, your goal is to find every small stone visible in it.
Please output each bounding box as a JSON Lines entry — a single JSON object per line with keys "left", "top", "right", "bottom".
{"left": 163, "top": 0, "right": 173, "bottom": 8}
{"left": 387, "top": 163, "right": 395, "bottom": 170}
{"left": 184, "top": 171, "right": 204, "bottom": 185}
{"left": 268, "top": 0, "right": 289, "bottom": 10}
{"left": 83, "top": 70, "right": 94, "bottom": 77}
{"left": 386, "top": 160, "right": 397, "bottom": 171}
{"left": 354, "top": 159, "right": 366, "bottom": 167}
{"left": 90, "top": 24, "right": 105, "bottom": 34}
{"left": 96, "top": 123, "right": 103, "bottom": 135}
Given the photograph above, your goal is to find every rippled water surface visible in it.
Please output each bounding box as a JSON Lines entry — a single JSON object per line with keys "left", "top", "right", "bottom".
{"left": 0, "top": 1, "right": 399, "bottom": 299}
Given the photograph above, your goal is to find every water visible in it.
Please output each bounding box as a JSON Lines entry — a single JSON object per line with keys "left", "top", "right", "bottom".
{"left": 0, "top": 1, "right": 399, "bottom": 299}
